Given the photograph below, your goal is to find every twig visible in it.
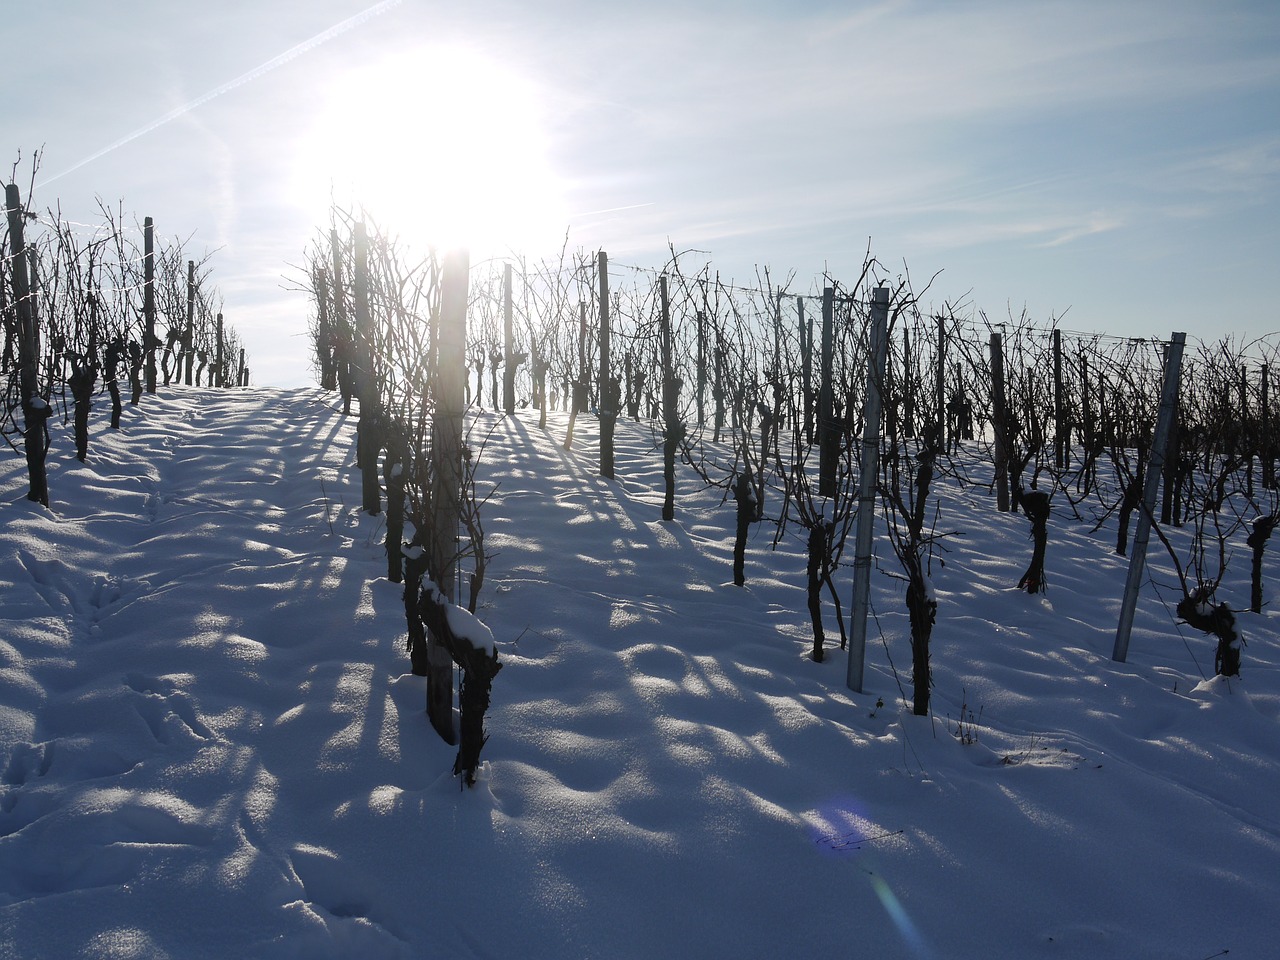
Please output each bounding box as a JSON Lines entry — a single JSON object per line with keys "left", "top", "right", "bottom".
{"left": 815, "top": 828, "right": 904, "bottom": 851}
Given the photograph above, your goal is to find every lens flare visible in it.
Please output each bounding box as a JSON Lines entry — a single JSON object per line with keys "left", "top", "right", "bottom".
{"left": 869, "top": 873, "right": 937, "bottom": 958}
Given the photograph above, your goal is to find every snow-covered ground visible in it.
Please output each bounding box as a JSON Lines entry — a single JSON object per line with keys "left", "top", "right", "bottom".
{"left": 1, "top": 387, "right": 1276, "bottom": 959}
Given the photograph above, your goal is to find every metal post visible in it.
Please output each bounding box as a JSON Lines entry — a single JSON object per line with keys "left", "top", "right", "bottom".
{"left": 1113, "top": 332, "right": 1186, "bottom": 663}
{"left": 990, "top": 332, "right": 1010, "bottom": 512}
{"left": 848, "top": 286, "right": 891, "bottom": 694}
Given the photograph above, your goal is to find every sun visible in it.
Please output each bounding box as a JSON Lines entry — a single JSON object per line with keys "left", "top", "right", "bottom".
{"left": 293, "top": 43, "right": 569, "bottom": 255}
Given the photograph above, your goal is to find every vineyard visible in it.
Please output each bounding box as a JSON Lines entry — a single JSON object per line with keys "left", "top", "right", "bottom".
{"left": 302, "top": 204, "right": 1280, "bottom": 775}
{"left": 3, "top": 188, "right": 1279, "bottom": 956}
{"left": 2, "top": 176, "right": 250, "bottom": 509}
{"left": 1, "top": 383, "right": 1276, "bottom": 958}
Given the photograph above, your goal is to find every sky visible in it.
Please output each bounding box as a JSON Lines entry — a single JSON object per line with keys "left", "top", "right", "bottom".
{"left": 7, "top": 0, "right": 1280, "bottom": 387}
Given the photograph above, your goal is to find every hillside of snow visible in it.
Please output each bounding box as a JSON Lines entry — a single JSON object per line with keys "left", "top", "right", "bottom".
{"left": 1, "top": 387, "right": 1277, "bottom": 959}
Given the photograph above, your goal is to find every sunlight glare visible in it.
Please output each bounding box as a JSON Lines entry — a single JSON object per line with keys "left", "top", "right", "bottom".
{"left": 871, "top": 874, "right": 936, "bottom": 959}
{"left": 293, "top": 43, "right": 568, "bottom": 254}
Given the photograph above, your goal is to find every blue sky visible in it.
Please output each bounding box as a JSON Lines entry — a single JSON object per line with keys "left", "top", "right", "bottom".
{"left": 7, "top": 0, "right": 1280, "bottom": 386}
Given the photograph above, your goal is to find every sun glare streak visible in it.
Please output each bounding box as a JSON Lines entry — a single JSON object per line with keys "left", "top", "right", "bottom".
{"left": 292, "top": 43, "right": 569, "bottom": 256}
{"left": 870, "top": 874, "right": 936, "bottom": 959}
{"left": 37, "top": 0, "right": 403, "bottom": 188}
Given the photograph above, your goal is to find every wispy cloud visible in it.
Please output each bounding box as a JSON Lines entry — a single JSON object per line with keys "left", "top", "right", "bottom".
{"left": 1156, "top": 136, "right": 1280, "bottom": 196}
{"left": 1036, "top": 215, "right": 1126, "bottom": 248}
{"left": 537, "top": 0, "right": 1280, "bottom": 273}
{"left": 904, "top": 210, "right": 1124, "bottom": 253}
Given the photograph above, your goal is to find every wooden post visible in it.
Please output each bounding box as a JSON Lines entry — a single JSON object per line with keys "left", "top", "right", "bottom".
{"left": 183, "top": 260, "right": 195, "bottom": 385}
{"left": 427, "top": 248, "right": 470, "bottom": 745}
{"left": 353, "top": 222, "right": 381, "bottom": 515}
{"left": 328, "top": 230, "right": 354, "bottom": 414}
{"left": 1079, "top": 350, "right": 1097, "bottom": 496}
{"left": 534, "top": 347, "right": 548, "bottom": 428}
{"left": 818, "top": 287, "right": 836, "bottom": 497}
{"left": 936, "top": 315, "right": 946, "bottom": 448}
{"left": 1114, "top": 332, "right": 1186, "bottom": 663}
{"left": 902, "top": 321, "right": 914, "bottom": 438}
{"left": 714, "top": 325, "right": 726, "bottom": 441}
{"left": 564, "top": 301, "right": 587, "bottom": 450}
{"left": 315, "top": 266, "right": 335, "bottom": 391}
{"left": 215, "top": 312, "right": 224, "bottom": 387}
{"left": 990, "top": 332, "right": 1010, "bottom": 512}
{"left": 1263, "top": 364, "right": 1274, "bottom": 488}
{"left": 1079, "top": 352, "right": 1092, "bottom": 447}
{"left": 577, "top": 300, "right": 588, "bottom": 409}
{"left": 660, "top": 273, "right": 672, "bottom": 385}
{"left": 1053, "top": 328, "right": 1066, "bottom": 470}
{"left": 238, "top": 348, "right": 246, "bottom": 388}
{"left": 5, "top": 183, "right": 49, "bottom": 506}
{"left": 598, "top": 250, "right": 616, "bottom": 478}
{"left": 883, "top": 319, "right": 897, "bottom": 448}
{"left": 772, "top": 290, "right": 782, "bottom": 395}
{"left": 848, "top": 287, "right": 891, "bottom": 694}
{"left": 623, "top": 351, "right": 635, "bottom": 420}
{"left": 660, "top": 275, "right": 681, "bottom": 522}
{"left": 352, "top": 223, "right": 371, "bottom": 403}
{"left": 502, "top": 262, "right": 515, "bottom": 414}
{"left": 143, "top": 217, "right": 156, "bottom": 394}
{"left": 1161, "top": 397, "right": 1181, "bottom": 525}
{"left": 1239, "top": 365, "right": 1248, "bottom": 458}
{"left": 800, "top": 296, "right": 812, "bottom": 445}
{"left": 695, "top": 309, "right": 706, "bottom": 427}
{"left": 1241, "top": 365, "right": 1254, "bottom": 497}
{"left": 5, "top": 187, "right": 37, "bottom": 406}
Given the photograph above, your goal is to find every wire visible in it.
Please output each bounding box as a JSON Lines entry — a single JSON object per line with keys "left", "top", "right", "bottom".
{"left": 1145, "top": 572, "right": 1208, "bottom": 681}
{"left": 869, "top": 596, "right": 910, "bottom": 705}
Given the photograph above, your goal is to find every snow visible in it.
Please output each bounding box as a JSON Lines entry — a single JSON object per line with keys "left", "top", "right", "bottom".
{"left": 1, "top": 386, "right": 1278, "bottom": 959}
{"left": 429, "top": 582, "right": 496, "bottom": 656}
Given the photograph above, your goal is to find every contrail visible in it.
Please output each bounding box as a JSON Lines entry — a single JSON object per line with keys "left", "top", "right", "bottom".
{"left": 571, "top": 202, "right": 655, "bottom": 218}
{"left": 39, "top": 0, "right": 403, "bottom": 187}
